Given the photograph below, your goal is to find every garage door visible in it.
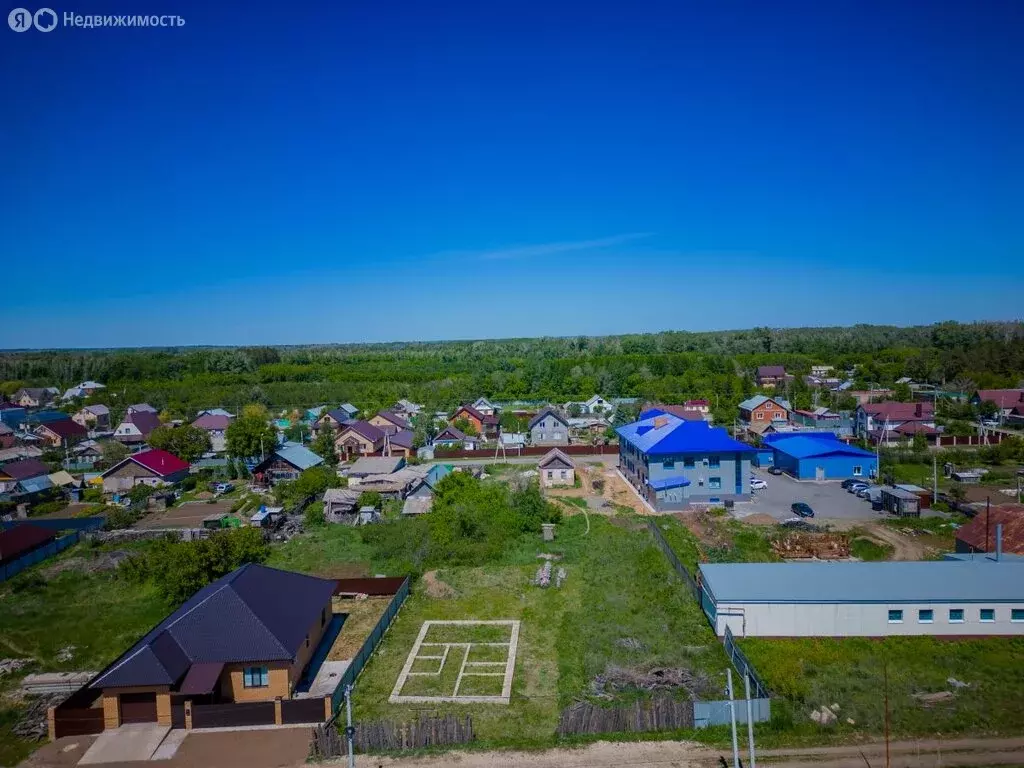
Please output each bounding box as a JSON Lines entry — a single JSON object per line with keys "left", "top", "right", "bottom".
{"left": 120, "top": 692, "right": 158, "bottom": 723}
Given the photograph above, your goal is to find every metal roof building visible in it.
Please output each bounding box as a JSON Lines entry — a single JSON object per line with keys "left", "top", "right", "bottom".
{"left": 762, "top": 432, "right": 877, "bottom": 480}
{"left": 699, "top": 560, "right": 1024, "bottom": 638}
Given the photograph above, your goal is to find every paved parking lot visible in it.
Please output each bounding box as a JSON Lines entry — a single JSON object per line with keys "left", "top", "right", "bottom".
{"left": 737, "top": 469, "right": 882, "bottom": 522}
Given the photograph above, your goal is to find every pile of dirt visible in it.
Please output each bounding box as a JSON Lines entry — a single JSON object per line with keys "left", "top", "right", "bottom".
{"left": 592, "top": 665, "right": 716, "bottom": 699}
{"left": 772, "top": 532, "right": 850, "bottom": 560}
{"left": 42, "top": 551, "right": 130, "bottom": 579}
{"left": 742, "top": 513, "right": 779, "bottom": 526}
{"left": 423, "top": 570, "right": 455, "bottom": 598}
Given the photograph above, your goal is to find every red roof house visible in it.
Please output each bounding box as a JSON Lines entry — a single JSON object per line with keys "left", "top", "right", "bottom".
{"left": 100, "top": 448, "right": 190, "bottom": 493}
{"left": 34, "top": 418, "right": 87, "bottom": 447}
{"left": 955, "top": 505, "right": 1024, "bottom": 555}
{"left": 972, "top": 389, "right": 1024, "bottom": 411}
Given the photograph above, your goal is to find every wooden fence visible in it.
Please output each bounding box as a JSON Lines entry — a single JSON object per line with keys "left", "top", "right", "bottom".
{"left": 280, "top": 697, "right": 329, "bottom": 725}
{"left": 311, "top": 715, "right": 474, "bottom": 757}
{"left": 49, "top": 687, "right": 105, "bottom": 740}
{"left": 557, "top": 697, "right": 694, "bottom": 736}
{"left": 432, "top": 444, "right": 619, "bottom": 460}
{"left": 191, "top": 700, "right": 276, "bottom": 728}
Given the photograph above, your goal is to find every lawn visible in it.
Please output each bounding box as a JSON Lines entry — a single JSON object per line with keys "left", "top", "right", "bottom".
{"left": 349, "top": 514, "right": 729, "bottom": 748}
{"left": 742, "top": 636, "right": 1024, "bottom": 742}
{"left": 0, "top": 540, "right": 170, "bottom": 766}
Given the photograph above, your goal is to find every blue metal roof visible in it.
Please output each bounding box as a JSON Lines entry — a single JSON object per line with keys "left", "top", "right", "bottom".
{"left": 617, "top": 414, "right": 755, "bottom": 456}
{"left": 274, "top": 441, "right": 324, "bottom": 471}
{"left": 700, "top": 561, "right": 1024, "bottom": 604}
{"left": 18, "top": 476, "right": 54, "bottom": 493}
{"left": 648, "top": 476, "right": 691, "bottom": 491}
{"left": 767, "top": 434, "right": 875, "bottom": 460}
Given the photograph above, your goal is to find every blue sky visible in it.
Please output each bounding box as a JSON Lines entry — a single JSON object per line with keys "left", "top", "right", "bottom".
{"left": 2, "top": 0, "right": 1022, "bottom": 348}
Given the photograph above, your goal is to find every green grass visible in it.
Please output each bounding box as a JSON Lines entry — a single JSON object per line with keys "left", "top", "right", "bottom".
{"left": 849, "top": 536, "right": 893, "bottom": 561}
{"left": 351, "top": 515, "right": 729, "bottom": 749}
{"left": 558, "top": 496, "right": 588, "bottom": 509}
{"left": 0, "top": 540, "right": 170, "bottom": 766}
{"left": 742, "top": 637, "right": 1024, "bottom": 741}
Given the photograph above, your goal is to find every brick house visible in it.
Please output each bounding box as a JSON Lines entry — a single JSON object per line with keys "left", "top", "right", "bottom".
{"left": 34, "top": 418, "right": 87, "bottom": 447}
{"left": 73, "top": 404, "right": 111, "bottom": 430}
{"left": 367, "top": 410, "right": 410, "bottom": 435}
{"left": 756, "top": 366, "right": 787, "bottom": 388}
{"left": 100, "top": 449, "right": 190, "bottom": 493}
{"left": 113, "top": 410, "right": 162, "bottom": 445}
{"left": 450, "top": 404, "right": 499, "bottom": 439}
{"left": 538, "top": 448, "right": 576, "bottom": 487}
{"left": 738, "top": 395, "right": 791, "bottom": 427}
{"left": 334, "top": 421, "right": 386, "bottom": 459}
{"left": 87, "top": 564, "right": 336, "bottom": 729}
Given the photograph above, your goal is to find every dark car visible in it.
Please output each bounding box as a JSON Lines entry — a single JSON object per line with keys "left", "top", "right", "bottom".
{"left": 841, "top": 479, "right": 858, "bottom": 490}
{"left": 768, "top": 466, "right": 783, "bottom": 476}
{"left": 791, "top": 502, "right": 815, "bottom": 518}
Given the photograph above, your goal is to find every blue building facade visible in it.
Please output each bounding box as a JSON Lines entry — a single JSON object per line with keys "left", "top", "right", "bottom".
{"left": 0, "top": 405, "right": 26, "bottom": 429}
{"left": 764, "top": 433, "right": 877, "bottom": 480}
{"left": 618, "top": 410, "right": 755, "bottom": 510}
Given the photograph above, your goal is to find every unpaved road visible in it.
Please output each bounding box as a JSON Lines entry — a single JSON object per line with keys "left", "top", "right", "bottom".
{"left": 823, "top": 520, "right": 929, "bottom": 561}
{"left": 362, "top": 737, "right": 1024, "bottom": 768}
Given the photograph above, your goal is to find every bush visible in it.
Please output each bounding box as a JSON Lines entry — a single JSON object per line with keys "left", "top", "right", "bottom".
{"left": 104, "top": 506, "right": 140, "bottom": 530}
{"left": 179, "top": 475, "right": 197, "bottom": 492}
{"left": 29, "top": 500, "right": 65, "bottom": 516}
{"left": 356, "top": 491, "right": 382, "bottom": 510}
{"left": 273, "top": 465, "right": 341, "bottom": 508}
{"left": 304, "top": 502, "right": 326, "bottom": 528}
{"left": 81, "top": 487, "right": 103, "bottom": 503}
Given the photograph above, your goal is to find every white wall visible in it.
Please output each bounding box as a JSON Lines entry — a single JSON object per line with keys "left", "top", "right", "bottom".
{"left": 715, "top": 601, "right": 1024, "bottom": 637}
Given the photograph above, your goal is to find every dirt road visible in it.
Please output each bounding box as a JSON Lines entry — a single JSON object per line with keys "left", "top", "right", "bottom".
{"left": 362, "top": 737, "right": 1024, "bottom": 768}
{"left": 824, "top": 519, "right": 929, "bottom": 561}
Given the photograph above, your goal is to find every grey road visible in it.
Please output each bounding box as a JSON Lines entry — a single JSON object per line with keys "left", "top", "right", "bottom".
{"left": 737, "top": 469, "right": 882, "bottom": 522}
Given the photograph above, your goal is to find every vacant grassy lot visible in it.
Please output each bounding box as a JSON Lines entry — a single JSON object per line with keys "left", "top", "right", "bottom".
{"left": 742, "top": 636, "right": 1024, "bottom": 742}
{"left": 0, "top": 540, "right": 169, "bottom": 766}
{"left": 350, "top": 515, "right": 728, "bottom": 748}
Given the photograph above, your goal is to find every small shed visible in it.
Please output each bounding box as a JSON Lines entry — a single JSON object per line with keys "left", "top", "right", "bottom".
{"left": 250, "top": 506, "right": 284, "bottom": 529}
{"left": 537, "top": 448, "right": 576, "bottom": 487}
{"left": 881, "top": 486, "right": 921, "bottom": 518}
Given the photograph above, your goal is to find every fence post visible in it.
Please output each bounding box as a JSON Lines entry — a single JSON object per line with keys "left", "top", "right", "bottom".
{"left": 184, "top": 700, "right": 192, "bottom": 730}
{"left": 274, "top": 697, "right": 282, "bottom": 725}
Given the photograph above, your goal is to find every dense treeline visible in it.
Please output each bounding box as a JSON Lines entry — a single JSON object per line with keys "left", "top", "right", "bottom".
{"left": 2, "top": 323, "right": 1023, "bottom": 423}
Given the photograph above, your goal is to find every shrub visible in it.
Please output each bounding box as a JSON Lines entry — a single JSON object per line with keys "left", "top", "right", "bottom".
{"left": 104, "top": 506, "right": 141, "bottom": 530}
{"left": 81, "top": 487, "right": 103, "bottom": 503}
{"left": 304, "top": 502, "right": 326, "bottom": 528}
{"left": 356, "top": 491, "right": 382, "bottom": 510}
{"left": 179, "top": 476, "right": 197, "bottom": 492}
{"left": 29, "top": 500, "right": 65, "bottom": 516}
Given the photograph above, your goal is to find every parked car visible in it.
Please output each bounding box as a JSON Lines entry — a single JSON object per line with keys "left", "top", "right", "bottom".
{"left": 982, "top": 419, "right": 999, "bottom": 428}
{"left": 750, "top": 478, "right": 767, "bottom": 490}
{"left": 856, "top": 486, "right": 874, "bottom": 498}
{"left": 848, "top": 482, "right": 869, "bottom": 494}
{"left": 213, "top": 482, "right": 235, "bottom": 494}
{"left": 768, "top": 466, "right": 783, "bottom": 476}
{"left": 841, "top": 479, "right": 859, "bottom": 490}
{"left": 791, "top": 502, "right": 815, "bottom": 518}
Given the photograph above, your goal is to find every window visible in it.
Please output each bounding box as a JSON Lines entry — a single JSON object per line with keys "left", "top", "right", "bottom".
{"left": 560, "top": 470, "right": 567, "bottom": 479}
{"left": 918, "top": 609, "right": 933, "bottom": 624}
{"left": 1012, "top": 609, "right": 1024, "bottom": 623}
{"left": 853, "top": 466, "right": 863, "bottom": 477}
{"left": 663, "top": 460, "right": 674, "bottom": 469}
{"left": 980, "top": 608, "right": 995, "bottom": 623}
{"left": 684, "top": 458, "right": 695, "bottom": 468}
{"left": 888, "top": 610, "right": 903, "bottom": 624}
{"left": 948, "top": 608, "right": 964, "bottom": 623}
{"left": 708, "top": 477, "right": 722, "bottom": 490}
{"left": 243, "top": 666, "right": 269, "bottom": 688}
{"left": 709, "top": 456, "right": 720, "bottom": 469}
{"left": 756, "top": 412, "right": 764, "bottom": 420}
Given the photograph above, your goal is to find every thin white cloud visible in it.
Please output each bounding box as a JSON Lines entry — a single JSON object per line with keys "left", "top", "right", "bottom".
{"left": 435, "top": 232, "right": 654, "bottom": 262}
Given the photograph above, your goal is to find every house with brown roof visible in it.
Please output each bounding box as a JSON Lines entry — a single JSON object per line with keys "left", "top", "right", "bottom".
{"left": 82, "top": 563, "right": 336, "bottom": 730}
{"left": 450, "top": 404, "right": 499, "bottom": 438}
{"left": 13, "top": 387, "right": 59, "bottom": 408}
{"left": 0, "top": 423, "right": 15, "bottom": 450}
{"left": 191, "top": 413, "right": 233, "bottom": 453}
{"left": 73, "top": 404, "right": 111, "bottom": 430}
{"left": 0, "top": 458, "right": 52, "bottom": 495}
{"left": 855, "top": 401, "right": 934, "bottom": 439}
{"left": 955, "top": 506, "right": 1024, "bottom": 556}
{"left": 34, "top": 418, "right": 87, "bottom": 447}
{"left": 114, "top": 410, "right": 162, "bottom": 445}
{"left": 756, "top": 366, "right": 788, "bottom": 388}
{"left": 971, "top": 389, "right": 1024, "bottom": 418}
{"left": 100, "top": 449, "right": 190, "bottom": 493}
{"left": 368, "top": 410, "right": 411, "bottom": 434}
{"left": 334, "top": 420, "right": 386, "bottom": 459}
{"left": 538, "top": 448, "right": 576, "bottom": 487}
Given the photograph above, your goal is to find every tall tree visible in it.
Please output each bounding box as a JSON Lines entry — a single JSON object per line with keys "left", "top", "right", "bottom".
{"left": 147, "top": 425, "right": 212, "bottom": 462}
{"left": 311, "top": 425, "right": 338, "bottom": 466}
{"left": 226, "top": 416, "right": 277, "bottom": 460}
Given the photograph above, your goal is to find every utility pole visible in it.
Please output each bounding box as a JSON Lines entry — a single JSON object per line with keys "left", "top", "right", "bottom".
{"left": 933, "top": 454, "right": 938, "bottom": 505}
{"left": 744, "top": 673, "right": 756, "bottom": 768}
{"left": 727, "top": 668, "right": 740, "bottom": 768}
{"left": 883, "top": 664, "right": 891, "bottom": 768}
{"left": 344, "top": 684, "right": 355, "bottom": 768}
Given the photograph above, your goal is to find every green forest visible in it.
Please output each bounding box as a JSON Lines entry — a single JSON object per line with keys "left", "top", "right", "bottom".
{"left": 3, "top": 322, "right": 1024, "bottom": 425}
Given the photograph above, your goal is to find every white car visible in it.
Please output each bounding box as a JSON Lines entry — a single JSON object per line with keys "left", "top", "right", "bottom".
{"left": 750, "top": 478, "right": 767, "bottom": 490}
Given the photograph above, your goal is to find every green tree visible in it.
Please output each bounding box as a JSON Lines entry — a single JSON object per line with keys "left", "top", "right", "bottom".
{"left": 978, "top": 400, "right": 1000, "bottom": 420}
{"left": 304, "top": 501, "right": 326, "bottom": 528}
{"left": 453, "top": 417, "right": 477, "bottom": 437}
{"left": 99, "top": 439, "right": 129, "bottom": 467}
{"left": 226, "top": 415, "right": 277, "bottom": 460}
{"left": 311, "top": 425, "right": 338, "bottom": 466}
{"left": 410, "top": 412, "right": 438, "bottom": 447}
{"left": 567, "top": 402, "right": 582, "bottom": 417}
{"left": 272, "top": 465, "right": 341, "bottom": 507}
{"left": 357, "top": 491, "right": 382, "bottom": 509}
{"left": 147, "top": 425, "right": 212, "bottom": 463}
{"left": 893, "top": 382, "right": 913, "bottom": 402}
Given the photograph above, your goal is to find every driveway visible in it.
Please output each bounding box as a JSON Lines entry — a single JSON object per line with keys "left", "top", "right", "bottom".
{"left": 736, "top": 470, "right": 881, "bottom": 522}
{"left": 78, "top": 724, "right": 171, "bottom": 764}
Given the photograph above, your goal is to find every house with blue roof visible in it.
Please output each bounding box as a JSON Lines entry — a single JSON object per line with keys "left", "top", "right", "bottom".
{"left": 763, "top": 432, "right": 877, "bottom": 480}
{"left": 617, "top": 412, "right": 755, "bottom": 510}
{"left": 252, "top": 441, "right": 324, "bottom": 484}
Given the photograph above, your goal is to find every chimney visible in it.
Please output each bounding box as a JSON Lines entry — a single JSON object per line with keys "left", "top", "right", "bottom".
{"left": 996, "top": 523, "right": 1003, "bottom": 562}
{"left": 915, "top": 403, "right": 923, "bottom": 417}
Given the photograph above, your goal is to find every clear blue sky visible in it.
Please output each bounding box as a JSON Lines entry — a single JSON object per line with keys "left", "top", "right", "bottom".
{"left": 2, "top": 0, "right": 1022, "bottom": 348}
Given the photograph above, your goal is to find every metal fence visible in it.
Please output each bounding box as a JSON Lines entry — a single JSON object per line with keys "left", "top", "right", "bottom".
{"left": 645, "top": 519, "right": 699, "bottom": 599}
{"left": 1, "top": 517, "right": 105, "bottom": 532}
{"left": 723, "top": 626, "right": 770, "bottom": 700}
{"left": 330, "top": 576, "right": 411, "bottom": 714}
{"left": 694, "top": 697, "right": 771, "bottom": 728}
{"left": 1, "top": 532, "right": 80, "bottom": 582}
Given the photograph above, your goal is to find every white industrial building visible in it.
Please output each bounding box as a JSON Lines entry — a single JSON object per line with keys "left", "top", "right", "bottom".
{"left": 698, "top": 558, "right": 1024, "bottom": 638}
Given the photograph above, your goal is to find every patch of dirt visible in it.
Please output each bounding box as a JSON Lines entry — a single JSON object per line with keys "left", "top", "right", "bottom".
{"left": 742, "top": 513, "right": 780, "bottom": 526}
{"left": 829, "top": 521, "right": 930, "bottom": 561}
{"left": 328, "top": 597, "right": 391, "bottom": 660}
{"left": 41, "top": 551, "right": 130, "bottom": 578}
{"left": 592, "top": 665, "right": 716, "bottom": 699}
{"left": 605, "top": 470, "right": 653, "bottom": 515}
{"left": 316, "top": 562, "right": 370, "bottom": 579}
{"left": 423, "top": 569, "right": 456, "bottom": 599}
{"left": 674, "top": 511, "right": 731, "bottom": 549}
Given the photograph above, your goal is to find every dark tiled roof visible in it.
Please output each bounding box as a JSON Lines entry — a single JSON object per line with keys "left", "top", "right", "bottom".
{"left": 376, "top": 410, "right": 411, "bottom": 430}
{"left": 342, "top": 420, "right": 385, "bottom": 442}
{"left": 191, "top": 414, "right": 231, "bottom": 430}
{"left": 389, "top": 429, "right": 414, "bottom": 449}
{"left": 434, "top": 426, "right": 466, "bottom": 441}
{"left": 861, "top": 401, "right": 934, "bottom": 420}
{"left": 0, "top": 458, "right": 50, "bottom": 481}
{"left": 538, "top": 448, "right": 575, "bottom": 470}
{"left": 528, "top": 407, "right": 568, "bottom": 430}
{"left": 38, "top": 419, "right": 87, "bottom": 439}
{"left": 92, "top": 564, "right": 336, "bottom": 689}
{"left": 126, "top": 410, "right": 162, "bottom": 437}
{"left": 757, "top": 366, "right": 786, "bottom": 377}
{"left": 975, "top": 389, "right": 1024, "bottom": 409}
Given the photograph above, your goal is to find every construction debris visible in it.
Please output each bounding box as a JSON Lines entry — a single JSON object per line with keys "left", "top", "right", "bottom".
{"left": 0, "top": 658, "right": 32, "bottom": 677}
{"left": 947, "top": 677, "right": 971, "bottom": 689}
{"left": 12, "top": 693, "right": 65, "bottom": 741}
{"left": 914, "top": 691, "right": 956, "bottom": 706}
{"left": 55, "top": 646, "right": 76, "bottom": 663}
{"left": 809, "top": 704, "right": 838, "bottom": 725}
{"left": 772, "top": 532, "right": 850, "bottom": 560}
{"left": 21, "top": 672, "right": 95, "bottom": 695}
{"left": 592, "top": 665, "right": 715, "bottom": 699}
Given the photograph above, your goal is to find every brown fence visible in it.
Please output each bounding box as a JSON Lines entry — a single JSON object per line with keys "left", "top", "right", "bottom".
{"left": 191, "top": 701, "right": 275, "bottom": 729}
{"left": 311, "top": 715, "right": 474, "bottom": 757}
{"left": 280, "top": 697, "right": 328, "bottom": 724}
{"left": 937, "top": 433, "right": 1009, "bottom": 446}
{"left": 433, "top": 444, "right": 619, "bottom": 460}
{"left": 333, "top": 576, "right": 408, "bottom": 596}
{"left": 556, "top": 697, "right": 694, "bottom": 736}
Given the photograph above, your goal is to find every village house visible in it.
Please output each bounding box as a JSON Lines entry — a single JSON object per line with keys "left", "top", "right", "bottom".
{"left": 72, "top": 404, "right": 111, "bottom": 430}
{"left": 347, "top": 455, "right": 405, "bottom": 479}
{"left": 538, "top": 448, "right": 576, "bottom": 487}
{"left": 386, "top": 429, "right": 415, "bottom": 457}
{"left": 34, "top": 418, "right": 87, "bottom": 448}
{"left": 450, "top": 404, "right": 499, "bottom": 439}
{"left": 738, "top": 395, "right": 791, "bottom": 428}
{"left": 334, "top": 420, "right": 386, "bottom": 459}
{"left": 855, "top": 401, "right": 935, "bottom": 439}
{"left": 323, "top": 488, "right": 362, "bottom": 522}
{"left": 755, "top": 366, "right": 788, "bottom": 388}
{"left": 790, "top": 407, "right": 854, "bottom": 437}
{"left": 368, "top": 410, "right": 411, "bottom": 434}
{"left": 61, "top": 381, "right": 106, "bottom": 401}
{"left": 955, "top": 508, "right": 1024, "bottom": 556}
{"left": 100, "top": 449, "right": 190, "bottom": 493}
{"left": 471, "top": 397, "right": 499, "bottom": 417}
{"left": 85, "top": 564, "right": 336, "bottom": 729}
{"left": 127, "top": 403, "right": 158, "bottom": 415}
{"left": 868, "top": 420, "right": 941, "bottom": 446}
{"left": 810, "top": 365, "right": 834, "bottom": 378}
{"left": 618, "top": 410, "right": 755, "bottom": 510}
{"left": 0, "top": 423, "right": 15, "bottom": 449}
{"left": 251, "top": 442, "right": 324, "bottom": 485}
{"left": 568, "top": 416, "right": 610, "bottom": 441}
{"left": 68, "top": 439, "right": 106, "bottom": 468}
{"left": 565, "top": 395, "right": 613, "bottom": 415}
{"left": 0, "top": 458, "right": 52, "bottom": 495}
{"left": 314, "top": 407, "right": 356, "bottom": 433}
{"left": 191, "top": 413, "right": 233, "bottom": 453}
{"left": 529, "top": 407, "right": 570, "bottom": 446}
{"left": 402, "top": 464, "right": 452, "bottom": 515}
{"left": 432, "top": 425, "right": 469, "bottom": 449}
{"left": 114, "top": 410, "right": 162, "bottom": 445}
{"left": 971, "top": 389, "right": 1024, "bottom": 419}
{"left": 391, "top": 399, "right": 423, "bottom": 421}
{"left": 13, "top": 387, "right": 58, "bottom": 408}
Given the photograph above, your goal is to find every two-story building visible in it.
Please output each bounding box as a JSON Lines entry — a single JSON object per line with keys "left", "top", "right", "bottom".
{"left": 450, "top": 404, "right": 499, "bottom": 439}
{"left": 73, "top": 404, "right": 111, "bottom": 430}
{"left": 191, "top": 413, "right": 233, "bottom": 453}
{"left": 755, "top": 366, "right": 788, "bottom": 388}
{"left": 738, "top": 395, "right": 791, "bottom": 428}
{"left": 529, "top": 407, "right": 570, "bottom": 446}
{"left": 855, "top": 401, "right": 935, "bottom": 439}
{"left": 971, "top": 389, "right": 1024, "bottom": 419}
{"left": 617, "top": 411, "right": 754, "bottom": 510}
